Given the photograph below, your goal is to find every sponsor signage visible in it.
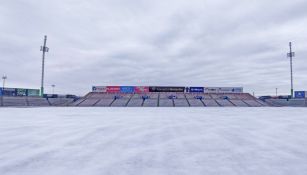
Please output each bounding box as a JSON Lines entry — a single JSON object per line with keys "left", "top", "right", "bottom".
{"left": 0, "top": 88, "right": 40, "bottom": 96}
{"left": 120, "top": 86, "right": 135, "bottom": 93}
{"left": 295, "top": 91, "right": 306, "bottom": 99}
{"left": 2, "top": 88, "right": 17, "bottom": 96}
{"left": 106, "top": 86, "right": 121, "bottom": 93}
{"left": 204, "top": 87, "right": 243, "bottom": 93}
{"left": 16, "top": 88, "right": 27, "bottom": 96}
{"left": 189, "top": 87, "right": 204, "bottom": 93}
{"left": 27, "top": 89, "right": 40, "bottom": 96}
{"left": 0, "top": 88, "right": 2, "bottom": 96}
{"left": 149, "top": 86, "right": 185, "bottom": 92}
{"left": 92, "top": 86, "right": 107, "bottom": 93}
{"left": 135, "top": 86, "right": 149, "bottom": 93}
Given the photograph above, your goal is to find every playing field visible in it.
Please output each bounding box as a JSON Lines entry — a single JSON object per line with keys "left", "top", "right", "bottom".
{"left": 0, "top": 108, "right": 307, "bottom": 175}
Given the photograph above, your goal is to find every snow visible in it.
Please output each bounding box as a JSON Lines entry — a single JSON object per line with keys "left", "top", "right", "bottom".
{"left": 0, "top": 107, "right": 307, "bottom": 175}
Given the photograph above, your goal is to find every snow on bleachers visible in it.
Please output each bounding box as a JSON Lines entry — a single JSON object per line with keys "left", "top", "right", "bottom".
{"left": 95, "top": 99, "right": 114, "bottom": 107}
{"left": 159, "top": 99, "right": 174, "bottom": 107}
{"left": 78, "top": 99, "right": 100, "bottom": 106}
{"left": 159, "top": 93, "right": 175, "bottom": 99}
{"left": 215, "top": 99, "right": 234, "bottom": 107}
{"left": 174, "top": 99, "right": 189, "bottom": 107}
{"left": 48, "top": 98, "right": 74, "bottom": 106}
{"left": 3, "top": 97, "right": 27, "bottom": 106}
{"left": 229, "top": 100, "right": 248, "bottom": 107}
{"left": 27, "top": 97, "right": 50, "bottom": 106}
{"left": 243, "top": 100, "right": 263, "bottom": 107}
{"left": 111, "top": 99, "right": 129, "bottom": 107}
{"left": 187, "top": 99, "right": 205, "bottom": 107}
{"left": 203, "top": 99, "right": 220, "bottom": 107}
{"left": 127, "top": 98, "right": 143, "bottom": 107}
{"left": 143, "top": 99, "right": 158, "bottom": 107}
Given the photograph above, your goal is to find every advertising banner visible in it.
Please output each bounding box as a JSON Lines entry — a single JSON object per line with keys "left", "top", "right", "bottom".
{"left": 189, "top": 87, "right": 204, "bottom": 93}
{"left": 106, "top": 86, "right": 121, "bottom": 93}
{"left": 16, "top": 88, "right": 27, "bottom": 96}
{"left": 149, "top": 86, "right": 185, "bottom": 92}
{"left": 27, "top": 89, "right": 40, "bottom": 96}
{"left": 295, "top": 91, "right": 306, "bottom": 99}
{"left": 135, "top": 86, "right": 149, "bottom": 93}
{"left": 120, "top": 86, "right": 135, "bottom": 93}
{"left": 204, "top": 87, "right": 243, "bottom": 93}
{"left": 92, "top": 86, "right": 107, "bottom": 93}
{"left": 0, "top": 88, "right": 2, "bottom": 96}
{"left": 3, "top": 88, "right": 17, "bottom": 96}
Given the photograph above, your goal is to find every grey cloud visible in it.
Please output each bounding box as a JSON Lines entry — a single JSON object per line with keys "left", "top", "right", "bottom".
{"left": 0, "top": 0, "right": 307, "bottom": 96}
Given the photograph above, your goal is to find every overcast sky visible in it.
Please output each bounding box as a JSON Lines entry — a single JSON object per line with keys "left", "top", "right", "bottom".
{"left": 0, "top": 0, "right": 306, "bottom": 96}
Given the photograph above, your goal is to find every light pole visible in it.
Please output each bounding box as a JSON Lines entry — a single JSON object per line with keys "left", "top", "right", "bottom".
{"left": 287, "top": 42, "right": 295, "bottom": 98}
{"left": 275, "top": 88, "right": 278, "bottom": 96}
{"left": 2, "top": 75, "right": 7, "bottom": 90}
{"left": 51, "top": 84, "right": 55, "bottom": 94}
{"left": 40, "top": 35, "right": 49, "bottom": 97}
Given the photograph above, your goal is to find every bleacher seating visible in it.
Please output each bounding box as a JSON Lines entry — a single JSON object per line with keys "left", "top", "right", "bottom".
{"left": 27, "top": 97, "right": 50, "bottom": 106}
{"left": 174, "top": 99, "right": 189, "bottom": 107}
{"left": 187, "top": 98, "right": 205, "bottom": 107}
{"left": 95, "top": 99, "right": 114, "bottom": 107}
{"left": 2, "top": 96, "right": 27, "bottom": 106}
{"left": 159, "top": 99, "right": 174, "bottom": 107}
{"left": 229, "top": 100, "right": 249, "bottom": 107}
{"left": 203, "top": 99, "right": 220, "bottom": 107}
{"left": 0, "top": 92, "right": 270, "bottom": 107}
{"left": 127, "top": 98, "right": 143, "bottom": 107}
{"left": 143, "top": 99, "right": 158, "bottom": 107}
{"left": 48, "top": 98, "right": 74, "bottom": 106}
{"left": 78, "top": 99, "right": 100, "bottom": 107}
{"left": 111, "top": 98, "right": 130, "bottom": 107}
{"left": 243, "top": 100, "right": 262, "bottom": 107}
{"left": 215, "top": 99, "right": 235, "bottom": 107}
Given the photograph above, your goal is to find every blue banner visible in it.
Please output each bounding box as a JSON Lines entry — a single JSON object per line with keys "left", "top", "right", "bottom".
{"left": 120, "top": 86, "right": 135, "bottom": 93}
{"left": 0, "top": 88, "right": 2, "bottom": 96}
{"left": 189, "top": 87, "right": 204, "bottom": 93}
{"left": 295, "top": 91, "right": 305, "bottom": 98}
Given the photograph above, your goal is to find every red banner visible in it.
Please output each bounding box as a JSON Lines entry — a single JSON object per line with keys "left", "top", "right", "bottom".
{"left": 106, "top": 86, "right": 121, "bottom": 93}
{"left": 135, "top": 86, "right": 149, "bottom": 93}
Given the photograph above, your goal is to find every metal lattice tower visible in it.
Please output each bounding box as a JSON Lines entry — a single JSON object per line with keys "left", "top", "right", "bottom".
{"left": 40, "top": 35, "right": 49, "bottom": 97}
{"left": 287, "top": 42, "right": 295, "bottom": 98}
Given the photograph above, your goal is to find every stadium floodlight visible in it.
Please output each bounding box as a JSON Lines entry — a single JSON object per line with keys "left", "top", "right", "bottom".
{"left": 51, "top": 84, "right": 55, "bottom": 94}
{"left": 40, "top": 35, "right": 49, "bottom": 97}
{"left": 287, "top": 42, "right": 295, "bottom": 98}
{"left": 2, "top": 75, "right": 7, "bottom": 90}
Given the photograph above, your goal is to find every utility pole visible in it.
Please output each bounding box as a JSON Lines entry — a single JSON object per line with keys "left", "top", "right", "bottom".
{"left": 287, "top": 42, "right": 295, "bottom": 98}
{"left": 40, "top": 35, "right": 49, "bottom": 97}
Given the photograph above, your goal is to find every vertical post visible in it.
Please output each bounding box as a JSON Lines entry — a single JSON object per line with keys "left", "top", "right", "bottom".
{"left": 289, "top": 42, "right": 294, "bottom": 98}
{"left": 40, "top": 35, "right": 48, "bottom": 97}
{"left": 276, "top": 88, "right": 278, "bottom": 96}
{"left": 51, "top": 84, "right": 55, "bottom": 94}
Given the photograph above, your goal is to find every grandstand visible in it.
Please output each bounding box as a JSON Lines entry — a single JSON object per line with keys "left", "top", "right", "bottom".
{"left": 70, "top": 91, "right": 268, "bottom": 107}
{"left": 0, "top": 86, "right": 271, "bottom": 107}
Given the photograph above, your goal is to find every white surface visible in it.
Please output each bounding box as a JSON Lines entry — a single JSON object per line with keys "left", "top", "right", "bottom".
{"left": 0, "top": 108, "right": 307, "bottom": 175}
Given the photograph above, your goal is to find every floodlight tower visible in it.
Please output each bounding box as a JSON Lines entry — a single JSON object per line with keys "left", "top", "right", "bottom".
{"left": 51, "top": 84, "right": 55, "bottom": 94}
{"left": 40, "top": 35, "right": 49, "bottom": 97}
{"left": 287, "top": 42, "right": 295, "bottom": 98}
{"left": 2, "top": 75, "right": 7, "bottom": 90}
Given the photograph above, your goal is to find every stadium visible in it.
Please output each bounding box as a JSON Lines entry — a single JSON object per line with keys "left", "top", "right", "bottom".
{"left": 0, "top": 85, "right": 269, "bottom": 107}
{"left": 1, "top": 1, "right": 307, "bottom": 175}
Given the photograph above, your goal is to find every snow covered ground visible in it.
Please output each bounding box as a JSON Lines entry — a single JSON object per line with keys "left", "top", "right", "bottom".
{"left": 0, "top": 108, "right": 307, "bottom": 175}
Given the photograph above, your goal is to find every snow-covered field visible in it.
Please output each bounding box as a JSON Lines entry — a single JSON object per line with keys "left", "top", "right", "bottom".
{"left": 0, "top": 108, "right": 307, "bottom": 175}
